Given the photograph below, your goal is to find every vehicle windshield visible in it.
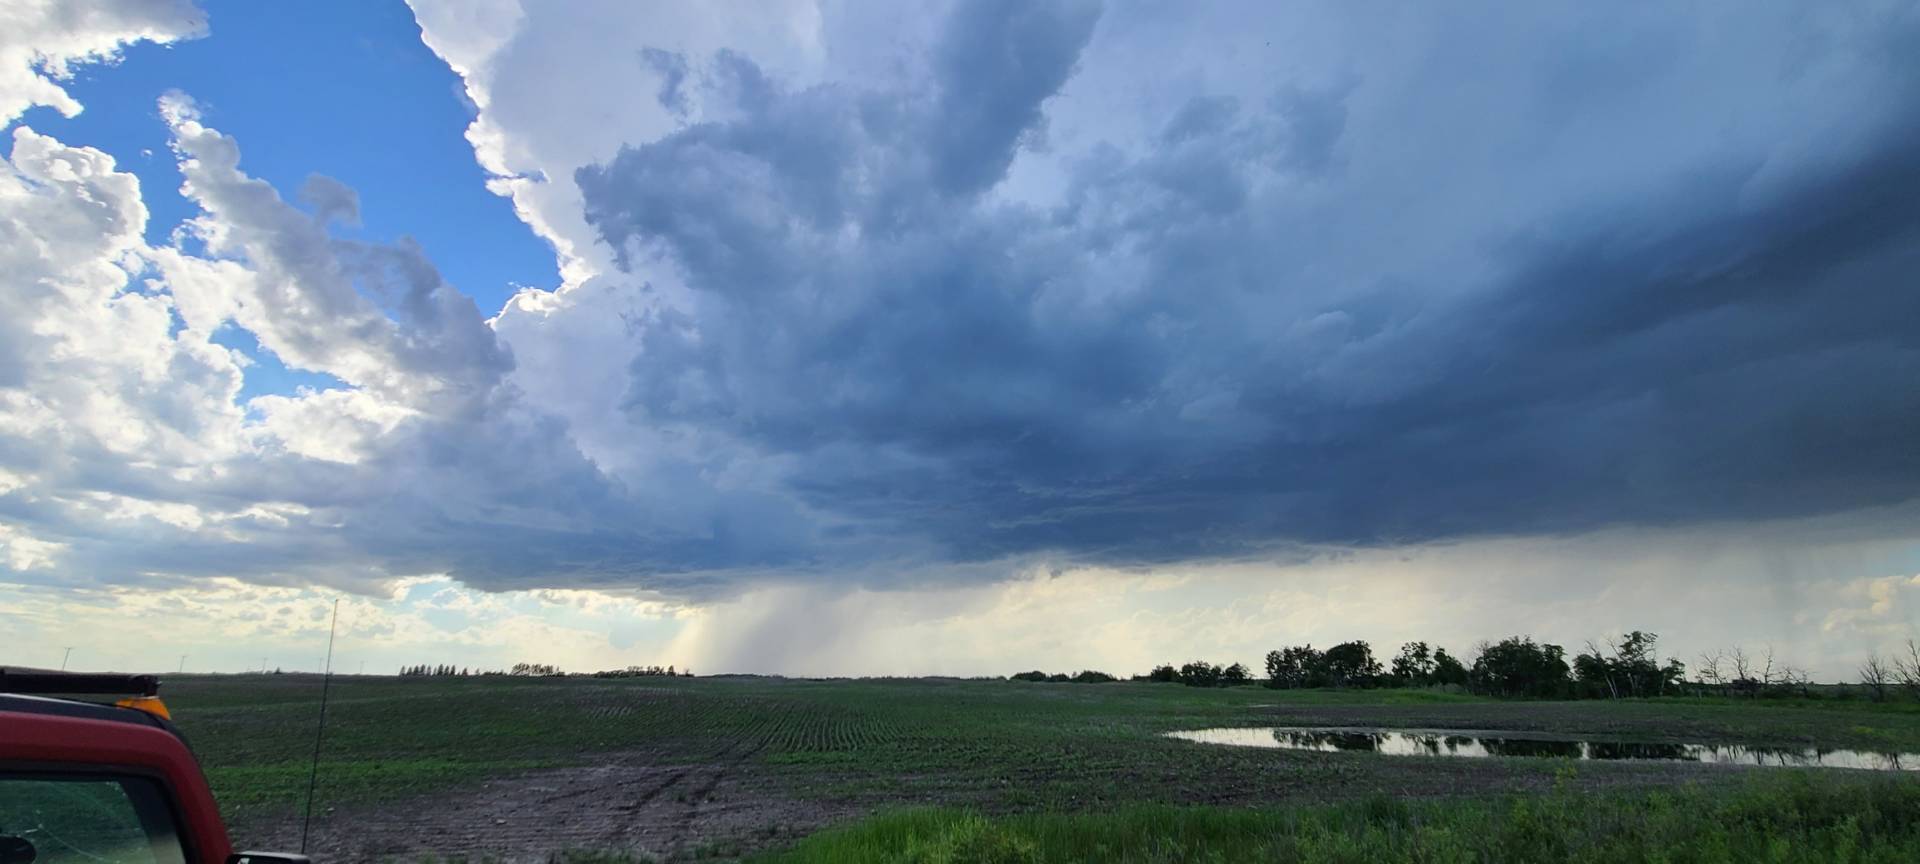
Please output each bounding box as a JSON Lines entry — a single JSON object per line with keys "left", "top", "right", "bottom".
{"left": 0, "top": 776, "right": 187, "bottom": 864}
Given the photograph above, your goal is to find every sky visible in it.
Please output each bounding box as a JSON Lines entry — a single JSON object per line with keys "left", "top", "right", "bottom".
{"left": 2, "top": 0, "right": 1918, "bottom": 680}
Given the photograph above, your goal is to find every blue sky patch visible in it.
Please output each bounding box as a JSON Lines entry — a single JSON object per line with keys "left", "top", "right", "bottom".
{"left": 12, "top": 0, "right": 553, "bottom": 317}
{"left": 211, "top": 324, "right": 346, "bottom": 403}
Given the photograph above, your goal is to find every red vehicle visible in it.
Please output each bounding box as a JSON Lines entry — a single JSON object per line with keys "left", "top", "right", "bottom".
{"left": 0, "top": 671, "right": 303, "bottom": 864}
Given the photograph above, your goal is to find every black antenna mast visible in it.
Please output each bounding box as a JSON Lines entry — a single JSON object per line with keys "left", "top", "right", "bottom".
{"left": 300, "top": 598, "right": 339, "bottom": 854}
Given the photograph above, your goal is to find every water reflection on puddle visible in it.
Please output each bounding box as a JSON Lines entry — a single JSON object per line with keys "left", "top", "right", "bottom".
{"left": 1166, "top": 727, "right": 1920, "bottom": 771}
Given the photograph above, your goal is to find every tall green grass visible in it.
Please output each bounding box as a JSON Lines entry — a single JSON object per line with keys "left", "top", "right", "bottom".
{"left": 753, "top": 774, "right": 1920, "bottom": 863}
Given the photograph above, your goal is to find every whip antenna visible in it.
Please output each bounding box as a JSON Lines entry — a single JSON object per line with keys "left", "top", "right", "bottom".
{"left": 300, "top": 598, "right": 339, "bottom": 854}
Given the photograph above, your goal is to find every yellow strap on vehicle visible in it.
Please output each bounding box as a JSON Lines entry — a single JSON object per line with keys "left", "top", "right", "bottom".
{"left": 115, "top": 695, "right": 173, "bottom": 720}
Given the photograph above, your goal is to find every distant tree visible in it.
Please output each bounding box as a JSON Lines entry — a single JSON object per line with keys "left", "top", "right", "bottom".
{"left": 1220, "top": 663, "right": 1252, "bottom": 686}
{"left": 1010, "top": 670, "right": 1049, "bottom": 682}
{"left": 1695, "top": 650, "right": 1727, "bottom": 687}
{"left": 1179, "top": 661, "right": 1222, "bottom": 688}
{"left": 1072, "top": 670, "right": 1117, "bottom": 683}
{"left": 1775, "top": 664, "right": 1814, "bottom": 698}
{"left": 1610, "top": 631, "right": 1666, "bottom": 697}
{"left": 1147, "top": 664, "right": 1181, "bottom": 683}
{"left": 1391, "top": 642, "right": 1435, "bottom": 686}
{"left": 1660, "top": 658, "right": 1687, "bottom": 695}
{"left": 1706, "top": 644, "right": 1814, "bottom": 699}
{"left": 1572, "top": 632, "right": 1684, "bottom": 699}
{"left": 1264, "top": 645, "right": 1324, "bottom": 689}
{"left": 1431, "top": 648, "right": 1469, "bottom": 687}
{"left": 1574, "top": 644, "right": 1616, "bottom": 699}
{"left": 1728, "top": 646, "right": 1760, "bottom": 697}
{"left": 1729, "top": 646, "right": 1753, "bottom": 685}
{"left": 1470, "top": 636, "right": 1569, "bottom": 698}
{"left": 1322, "top": 641, "right": 1382, "bottom": 688}
{"left": 1895, "top": 640, "right": 1920, "bottom": 698}
{"left": 1047, "top": 673, "right": 1071, "bottom": 682}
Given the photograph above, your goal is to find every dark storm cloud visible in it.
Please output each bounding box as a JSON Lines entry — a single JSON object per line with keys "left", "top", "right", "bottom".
{"left": 639, "top": 47, "right": 690, "bottom": 118}
{"left": 574, "top": 1, "right": 1920, "bottom": 571}
{"left": 924, "top": 0, "right": 1101, "bottom": 195}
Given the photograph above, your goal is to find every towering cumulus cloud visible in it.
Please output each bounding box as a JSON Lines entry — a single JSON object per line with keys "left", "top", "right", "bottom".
{"left": 571, "top": 1, "right": 1920, "bottom": 567}
{"left": 3, "top": 91, "right": 809, "bottom": 596}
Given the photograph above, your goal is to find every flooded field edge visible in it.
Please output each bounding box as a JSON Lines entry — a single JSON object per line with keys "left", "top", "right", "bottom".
{"left": 1167, "top": 726, "right": 1920, "bottom": 772}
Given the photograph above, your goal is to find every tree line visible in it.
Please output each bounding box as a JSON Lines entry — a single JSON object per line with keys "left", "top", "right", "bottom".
{"left": 1144, "top": 661, "right": 1253, "bottom": 687}
{"left": 590, "top": 664, "right": 692, "bottom": 678}
{"left": 1008, "top": 662, "right": 1253, "bottom": 687}
{"left": 1857, "top": 640, "right": 1920, "bottom": 702}
{"left": 399, "top": 662, "right": 698, "bottom": 678}
{"left": 1011, "top": 670, "right": 1117, "bottom": 683}
{"left": 1011, "top": 631, "right": 1842, "bottom": 699}
{"left": 399, "top": 662, "right": 560, "bottom": 677}
{"left": 399, "top": 664, "right": 483, "bottom": 676}
{"left": 1255, "top": 632, "right": 1736, "bottom": 698}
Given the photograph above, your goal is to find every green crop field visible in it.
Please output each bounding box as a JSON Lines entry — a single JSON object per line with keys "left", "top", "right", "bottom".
{"left": 160, "top": 674, "right": 1920, "bottom": 861}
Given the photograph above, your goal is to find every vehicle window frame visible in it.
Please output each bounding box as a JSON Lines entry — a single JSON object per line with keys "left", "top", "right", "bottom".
{"left": 0, "top": 767, "right": 193, "bottom": 864}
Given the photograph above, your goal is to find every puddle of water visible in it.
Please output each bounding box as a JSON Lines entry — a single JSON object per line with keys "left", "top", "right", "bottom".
{"left": 1166, "top": 727, "right": 1920, "bottom": 771}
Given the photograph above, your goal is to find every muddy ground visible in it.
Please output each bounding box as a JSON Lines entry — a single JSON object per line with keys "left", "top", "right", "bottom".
{"left": 243, "top": 748, "right": 857, "bottom": 862}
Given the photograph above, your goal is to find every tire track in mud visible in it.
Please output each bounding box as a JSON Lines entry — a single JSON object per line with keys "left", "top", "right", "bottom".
{"left": 245, "top": 752, "right": 833, "bottom": 860}
{"left": 245, "top": 742, "right": 841, "bottom": 862}
{"left": 658, "top": 735, "right": 776, "bottom": 855}
{"left": 234, "top": 693, "right": 873, "bottom": 862}
{"left": 644, "top": 699, "right": 795, "bottom": 856}
{"left": 572, "top": 701, "right": 799, "bottom": 857}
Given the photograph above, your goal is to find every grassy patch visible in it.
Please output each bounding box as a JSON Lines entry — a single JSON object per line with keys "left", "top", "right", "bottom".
{"left": 203, "top": 757, "right": 556, "bottom": 818}
{"left": 753, "top": 775, "right": 1920, "bottom": 863}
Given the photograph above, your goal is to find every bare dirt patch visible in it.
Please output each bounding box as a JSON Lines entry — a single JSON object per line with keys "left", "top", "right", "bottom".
{"left": 237, "top": 748, "right": 857, "bottom": 862}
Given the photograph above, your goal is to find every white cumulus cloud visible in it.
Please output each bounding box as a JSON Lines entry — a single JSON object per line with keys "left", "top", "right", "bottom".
{"left": 0, "top": 0, "right": 205, "bottom": 123}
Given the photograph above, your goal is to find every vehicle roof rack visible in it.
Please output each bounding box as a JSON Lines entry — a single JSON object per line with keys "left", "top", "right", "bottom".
{"left": 0, "top": 669, "right": 161, "bottom": 697}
